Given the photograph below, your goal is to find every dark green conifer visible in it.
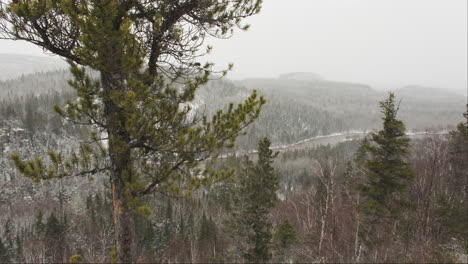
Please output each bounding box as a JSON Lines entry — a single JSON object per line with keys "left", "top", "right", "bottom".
{"left": 358, "top": 92, "right": 414, "bottom": 245}
{"left": 23, "top": 101, "right": 36, "bottom": 136}
{"left": 45, "top": 212, "right": 65, "bottom": 262}
{"left": 34, "top": 210, "right": 46, "bottom": 237}
{"left": 0, "top": 238, "right": 10, "bottom": 263}
{"left": 438, "top": 109, "right": 468, "bottom": 252}
{"left": 179, "top": 214, "right": 185, "bottom": 239}
{"left": 198, "top": 212, "right": 211, "bottom": 241}
{"left": 187, "top": 212, "right": 195, "bottom": 238}
{"left": 2, "top": 219, "right": 15, "bottom": 262}
{"left": 276, "top": 220, "right": 297, "bottom": 249}
{"left": 359, "top": 93, "right": 413, "bottom": 216}
{"left": 232, "top": 137, "right": 279, "bottom": 263}
{"left": 274, "top": 219, "right": 297, "bottom": 262}
{"left": 447, "top": 108, "right": 468, "bottom": 191}
{"left": 45, "top": 213, "right": 62, "bottom": 240}
{"left": 15, "top": 235, "right": 23, "bottom": 263}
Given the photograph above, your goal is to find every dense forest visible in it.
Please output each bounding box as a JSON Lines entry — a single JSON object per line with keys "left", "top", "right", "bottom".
{"left": 1, "top": 70, "right": 464, "bottom": 148}
{"left": 0, "top": 0, "right": 466, "bottom": 263}
{"left": 0, "top": 70, "right": 467, "bottom": 263}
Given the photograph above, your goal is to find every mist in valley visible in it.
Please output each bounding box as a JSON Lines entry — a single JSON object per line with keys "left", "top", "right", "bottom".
{"left": 0, "top": 0, "right": 466, "bottom": 263}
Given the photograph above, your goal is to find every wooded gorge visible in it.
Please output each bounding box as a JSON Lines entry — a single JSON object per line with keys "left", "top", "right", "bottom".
{"left": 0, "top": 70, "right": 466, "bottom": 263}
{"left": 0, "top": 0, "right": 466, "bottom": 262}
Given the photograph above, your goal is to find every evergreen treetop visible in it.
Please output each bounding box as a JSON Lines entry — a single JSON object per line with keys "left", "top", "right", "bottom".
{"left": 359, "top": 92, "right": 414, "bottom": 217}
{"left": 276, "top": 219, "right": 296, "bottom": 249}
{"left": 231, "top": 137, "right": 279, "bottom": 263}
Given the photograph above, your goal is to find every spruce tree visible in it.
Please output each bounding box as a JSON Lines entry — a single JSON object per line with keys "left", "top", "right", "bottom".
{"left": 45, "top": 212, "right": 65, "bottom": 262}
{"left": 3, "top": 219, "right": 15, "bottom": 262}
{"left": 276, "top": 220, "right": 296, "bottom": 249}
{"left": 232, "top": 137, "right": 279, "bottom": 263}
{"left": 23, "top": 101, "right": 36, "bottom": 136}
{"left": 1, "top": 1, "right": 264, "bottom": 261}
{"left": 358, "top": 92, "right": 414, "bottom": 243}
{"left": 33, "top": 210, "right": 46, "bottom": 237}
{"left": 274, "top": 219, "right": 296, "bottom": 262}
{"left": 199, "top": 212, "right": 210, "bottom": 241}
{"left": 0, "top": 238, "right": 10, "bottom": 263}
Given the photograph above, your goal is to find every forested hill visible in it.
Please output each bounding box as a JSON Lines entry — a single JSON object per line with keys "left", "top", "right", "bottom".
{"left": 0, "top": 70, "right": 466, "bottom": 264}
{"left": 1, "top": 70, "right": 465, "bottom": 149}
{"left": 231, "top": 74, "right": 465, "bottom": 147}
{"left": 0, "top": 54, "right": 66, "bottom": 81}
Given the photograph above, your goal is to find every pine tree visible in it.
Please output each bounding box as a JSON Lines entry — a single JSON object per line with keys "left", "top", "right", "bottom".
{"left": 0, "top": 238, "right": 10, "bottom": 263}
{"left": 15, "top": 235, "right": 23, "bottom": 263}
{"left": 358, "top": 92, "right": 414, "bottom": 244}
{"left": 199, "top": 212, "right": 210, "bottom": 241}
{"left": 187, "top": 211, "right": 195, "bottom": 239}
{"left": 134, "top": 213, "right": 156, "bottom": 251}
{"left": 275, "top": 219, "right": 296, "bottom": 249}
{"left": 45, "top": 212, "right": 65, "bottom": 262}
{"left": 23, "top": 101, "right": 36, "bottom": 136}
{"left": 274, "top": 219, "right": 296, "bottom": 262}
{"left": 2, "top": 1, "right": 264, "bottom": 261}
{"left": 179, "top": 214, "right": 185, "bottom": 239}
{"left": 33, "top": 210, "right": 46, "bottom": 237}
{"left": 232, "top": 137, "right": 279, "bottom": 263}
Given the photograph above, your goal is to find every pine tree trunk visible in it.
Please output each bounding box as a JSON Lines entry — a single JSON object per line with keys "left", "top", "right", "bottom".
{"left": 111, "top": 174, "right": 135, "bottom": 263}
{"left": 102, "top": 72, "right": 136, "bottom": 263}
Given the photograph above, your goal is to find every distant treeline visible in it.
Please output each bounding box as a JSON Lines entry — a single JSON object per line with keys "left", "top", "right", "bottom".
{"left": 1, "top": 71, "right": 465, "bottom": 148}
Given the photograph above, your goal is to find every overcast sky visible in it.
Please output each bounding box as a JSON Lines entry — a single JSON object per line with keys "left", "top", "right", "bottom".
{"left": 1, "top": 0, "right": 466, "bottom": 94}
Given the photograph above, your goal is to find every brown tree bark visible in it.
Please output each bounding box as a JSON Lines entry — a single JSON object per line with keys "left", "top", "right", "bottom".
{"left": 102, "top": 71, "right": 136, "bottom": 263}
{"left": 111, "top": 175, "right": 135, "bottom": 263}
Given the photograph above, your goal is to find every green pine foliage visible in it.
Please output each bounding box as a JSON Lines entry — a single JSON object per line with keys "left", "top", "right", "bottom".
{"left": 198, "top": 212, "right": 217, "bottom": 241}
{"left": 33, "top": 210, "right": 46, "bottom": 236}
{"left": 68, "top": 254, "right": 84, "bottom": 264}
{"left": 231, "top": 137, "right": 279, "bottom": 263}
{"left": 2, "top": 0, "right": 264, "bottom": 261}
{"left": 0, "top": 238, "right": 9, "bottom": 264}
{"left": 0, "top": 218, "right": 25, "bottom": 263}
{"left": 3, "top": 219, "right": 16, "bottom": 262}
{"left": 358, "top": 92, "right": 414, "bottom": 218}
{"left": 134, "top": 213, "right": 157, "bottom": 252}
{"left": 275, "top": 219, "right": 297, "bottom": 249}
{"left": 5, "top": 0, "right": 265, "bottom": 194}
{"left": 274, "top": 219, "right": 297, "bottom": 262}
{"left": 356, "top": 92, "right": 415, "bottom": 249}
{"left": 44, "top": 212, "right": 67, "bottom": 262}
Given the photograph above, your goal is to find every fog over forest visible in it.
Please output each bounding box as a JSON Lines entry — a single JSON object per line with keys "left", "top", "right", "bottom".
{"left": 1, "top": 0, "right": 467, "bottom": 94}
{"left": 0, "top": 0, "right": 466, "bottom": 263}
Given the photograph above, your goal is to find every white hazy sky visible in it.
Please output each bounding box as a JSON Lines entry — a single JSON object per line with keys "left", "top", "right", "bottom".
{"left": 1, "top": 0, "right": 467, "bottom": 94}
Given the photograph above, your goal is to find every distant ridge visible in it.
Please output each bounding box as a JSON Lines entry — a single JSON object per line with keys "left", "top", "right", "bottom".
{"left": 396, "top": 85, "right": 465, "bottom": 98}
{"left": 0, "top": 53, "right": 67, "bottom": 81}
{"left": 278, "top": 72, "right": 324, "bottom": 81}
{"left": 0, "top": 69, "right": 464, "bottom": 148}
